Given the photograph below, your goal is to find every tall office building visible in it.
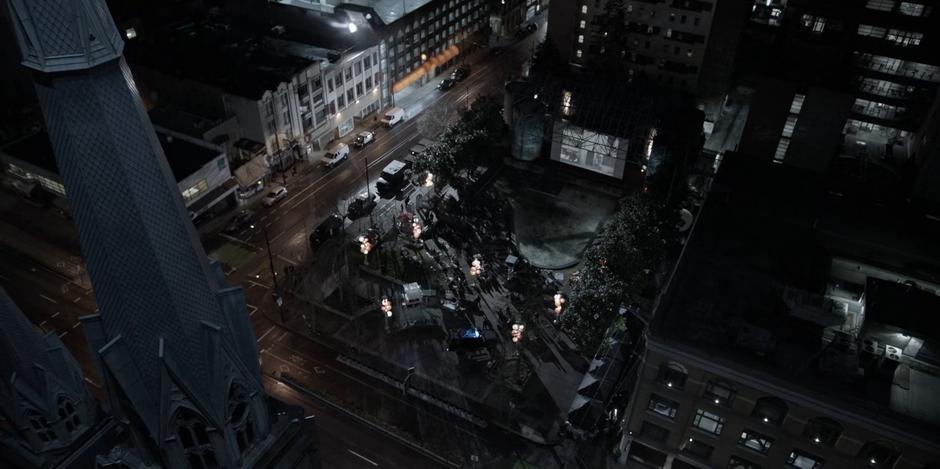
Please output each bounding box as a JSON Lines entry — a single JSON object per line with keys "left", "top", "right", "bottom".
{"left": 616, "top": 154, "right": 940, "bottom": 469}
{"left": 737, "top": 0, "right": 940, "bottom": 204}
{"left": 5, "top": 0, "right": 316, "bottom": 466}
{"left": 547, "top": 0, "right": 752, "bottom": 118}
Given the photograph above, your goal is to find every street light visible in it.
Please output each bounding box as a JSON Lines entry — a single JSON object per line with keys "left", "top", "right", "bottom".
{"left": 381, "top": 297, "right": 393, "bottom": 317}
{"left": 511, "top": 323, "right": 525, "bottom": 343}
{"left": 553, "top": 293, "right": 566, "bottom": 315}
{"left": 347, "top": 22, "right": 358, "bottom": 33}
{"left": 424, "top": 172, "right": 434, "bottom": 187}
{"left": 411, "top": 218, "right": 423, "bottom": 240}
{"left": 470, "top": 256, "right": 483, "bottom": 276}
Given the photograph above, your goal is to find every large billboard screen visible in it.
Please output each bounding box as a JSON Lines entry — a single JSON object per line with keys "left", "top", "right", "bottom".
{"left": 551, "top": 122, "right": 628, "bottom": 179}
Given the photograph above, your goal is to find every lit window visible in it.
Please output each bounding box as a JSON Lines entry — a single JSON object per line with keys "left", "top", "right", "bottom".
{"left": 782, "top": 115, "right": 798, "bottom": 138}
{"left": 704, "top": 380, "right": 736, "bottom": 406}
{"left": 692, "top": 409, "right": 725, "bottom": 435}
{"left": 580, "top": 20, "right": 586, "bottom": 28}
{"left": 898, "top": 2, "right": 928, "bottom": 16}
{"left": 738, "top": 429, "right": 774, "bottom": 454}
{"left": 787, "top": 449, "right": 825, "bottom": 469}
{"left": 578, "top": 35, "right": 584, "bottom": 43}
{"left": 790, "top": 94, "right": 806, "bottom": 114}
{"left": 774, "top": 138, "right": 790, "bottom": 161}
{"left": 581, "top": 5, "right": 588, "bottom": 13}
{"left": 865, "top": 0, "right": 896, "bottom": 12}
{"left": 858, "top": 24, "right": 887, "bottom": 38}
{"left": 125, "top": 28, "right": 137, "bottom": 39}
{"left": 576, "top": 49, "right": 583, "bottom": 58}
{"left": 647, "top": 394, "right": 679, "bottom": 419}
{"left": 886, "top": 29, "right": 923, "bottom": 47}
{"left": 686, "top": 48, "right": 693, "bottom": 58}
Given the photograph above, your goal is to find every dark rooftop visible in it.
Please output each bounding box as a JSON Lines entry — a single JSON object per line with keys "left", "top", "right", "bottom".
{"left": 2, "top": 129, "right": 220, "bottom": 183}
{"left": 653, "top": 153, "right": 940, "bottom": 436}
{"left": 125, "top": 20, "right": 317, "bottom": 100}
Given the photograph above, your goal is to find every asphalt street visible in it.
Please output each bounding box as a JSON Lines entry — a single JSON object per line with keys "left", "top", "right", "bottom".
{"left": 0, "top": 16, "right": 548, "bottom": 468}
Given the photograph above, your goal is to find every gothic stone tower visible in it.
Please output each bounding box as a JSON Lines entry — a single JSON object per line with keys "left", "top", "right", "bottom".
{"left": 0, "top": 288, "right": 100, "bottom": 467}
{"left": 5, "top": 0, "right": 316, "bottom": 467}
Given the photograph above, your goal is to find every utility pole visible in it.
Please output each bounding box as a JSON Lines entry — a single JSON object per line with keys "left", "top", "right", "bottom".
{"left": 365, "top": 156, "right": 375, "bottom": 228}
{"left": 263, "top": 229, "right": 283, "bottom": 313}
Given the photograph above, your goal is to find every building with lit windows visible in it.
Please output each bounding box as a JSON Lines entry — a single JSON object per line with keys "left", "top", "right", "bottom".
{"left": 547, "top": 0, "right": 752, "bottom": 119}
{"left": 617, "top": 154, "right": 940, "bottom": 469}
{"left": 0, "top": 129, "right": 238, "bottom": 223}
{"left": 737, "top": 0, "right": 940, "bottom": 205}
{"left": 277, "top": 0, "right": 491, "bottom": 100}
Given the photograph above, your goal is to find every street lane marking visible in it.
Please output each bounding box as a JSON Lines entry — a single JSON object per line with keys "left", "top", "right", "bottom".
{"left": 84, "top": 377, "right": 101, "bottom": 389}
{"left": 247, "top": 304, "right": 258, "bottom": 317}
{"left": 257, "top": 326, "right": 276, "bottom": 343}
{"left": 73, "top": 297, "right": 82, "bottom": 303}
{"left": 348, "top": 450, "right": 378, "bottom": 466}
{"left": 51, "top": 312, "right": 60, "bottom": 318}
{"left": 58, "top": 331, "right": 68, "bottom": 338}
{"left": 40, "top": 294, "right": 58, "bottom": 304}
{"left": 277, "top": 255, "right": 298, "bottom": 266}
{"left": 39, "top": 320, "right": 48, "bottom": 329}
{"left": 71, "top": 322, "right": 81, "bottom": 329}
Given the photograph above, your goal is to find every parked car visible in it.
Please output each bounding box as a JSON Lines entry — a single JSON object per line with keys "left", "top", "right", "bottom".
{"left": 451, "top": 65, "right": 470, "bottom": 81}
{"left": 353, "top": 131, "right": 375, "bottom": 148}
{"left": 438, "top": 78, "right": 456, "bottom": 91}
{"left": 515, "top": 23, "right": 537, "bottom": 38}
{"left": 375, "top": 160, "right": 409, "bottom": 197}
{"left": 346, "top": 191, "right": 378, "bottom": 219}
{"left": 381, "top": 107, "right": 405, "bottom": 127}
{"left": 262, "top": 185, "right": 288, "bottom": 207}
{"left": 321, "top": 142, "right": 350, "bottom": 169}
{"left": 309, "top": 214, "right": 345, "bottom": 247}
{"left": 222, "top": 210, "right": 254, "bottom": 234}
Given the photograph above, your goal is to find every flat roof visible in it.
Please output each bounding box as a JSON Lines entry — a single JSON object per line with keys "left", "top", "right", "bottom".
{"left": 652, "top": 153, "right": 940, "bottom": 434}
{"left": 125, "top": 21, "right": 317, "bottom": 100}
{"left": 336, "top": 0, "right": 434, "bottom": 25}
{"left": 2, "top": 130, "right": 219, "bottom": 183}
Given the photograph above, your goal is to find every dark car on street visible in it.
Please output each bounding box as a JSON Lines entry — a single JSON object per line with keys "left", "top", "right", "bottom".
{"left": 438, "top": 77, "right": 457, "bottom": 91}
{"left": 309, "top": 214, "right": 345, "bottom": 247}
{"left": 451, "top": 65, "right": 470, "bottom": 81}
{"left": 222, "top": 210, "right": 254, "bottom": 234}
{"left": 346, "top": 191, "right": 378, "bottom": 219}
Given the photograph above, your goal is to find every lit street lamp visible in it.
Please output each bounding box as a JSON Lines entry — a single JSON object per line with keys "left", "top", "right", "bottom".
{"left": 470, "top": 256, "right": 483, "bottom": 277}
{"left": 511, "top": 323, "right": 525, "bottom": 343}
{"left": 381, "top": 297, "right": 393, "bottom": 317}
{"left": 553, "top": 293, "right": 566, "bottom": 315}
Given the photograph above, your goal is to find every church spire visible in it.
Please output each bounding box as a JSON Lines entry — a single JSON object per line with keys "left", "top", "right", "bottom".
{"left": 2, "top": 0, "right": 321, "bottom": 465}
{"left": 0, "top": 287, "right": 98, "bottom": 465}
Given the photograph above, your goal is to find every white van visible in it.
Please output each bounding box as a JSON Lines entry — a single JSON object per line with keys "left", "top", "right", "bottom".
{"left": 381, "top": 107, "right": 405, "bottom": 127}
{"left": 321, "top": 142, "right": 350, "bottom": 169}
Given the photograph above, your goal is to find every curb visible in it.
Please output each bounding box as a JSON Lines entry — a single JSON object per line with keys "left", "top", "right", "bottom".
{"left": 273, "top": 375, "right": 462, "bottom": 469}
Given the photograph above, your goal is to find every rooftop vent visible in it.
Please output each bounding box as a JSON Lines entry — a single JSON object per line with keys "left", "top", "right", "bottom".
{"left": 271, "top": 25, "right": 286, "bottom": 35}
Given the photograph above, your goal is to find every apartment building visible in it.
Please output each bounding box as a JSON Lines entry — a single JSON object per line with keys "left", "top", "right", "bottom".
{"left": 280, "top": 0, "right": 490, "bottom": 100}
{"left": 547, "top": 0, "right": 751, "bottom": 118}
{"left": 125, "top": 16, "right": 383, "bottom": 168}
{"left": 738, "top": 0, "right": 940, "bottom": 203}
{"left": 617, "top": 154, "right": 940, "bottom": 469}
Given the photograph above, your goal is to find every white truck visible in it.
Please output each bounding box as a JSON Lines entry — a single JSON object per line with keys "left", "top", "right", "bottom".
{"left": 381, "top": 107, "right": 405, "bottom": 127}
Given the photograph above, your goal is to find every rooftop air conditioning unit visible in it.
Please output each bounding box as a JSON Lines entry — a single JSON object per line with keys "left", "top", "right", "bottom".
{"left": 884, "top": 345, "right": 902, "bottom": 361}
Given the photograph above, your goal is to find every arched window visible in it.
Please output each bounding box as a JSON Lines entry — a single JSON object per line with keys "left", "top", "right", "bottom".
{"left": 802, "top": 416, "right": 843, "bottom": 447}
{"left": 227, "top": 383, "right": 257, "bottom": 456}
{"left": 751, "top": 396, "right": 788, "bottom": 426}
{"left": 656, "top": 361, "right": 688, "bottom": 390}
{"left": 175, "top": 408, "right": 218, "bottom": 469}
{"left": 25, "top": 410, "right": 56, "bottom": 444}
{"left": 57, "top": 396, "right": 81, "bottom": 434}
{"left": 858, "top": 441, "right": 900, "bottom": 468}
